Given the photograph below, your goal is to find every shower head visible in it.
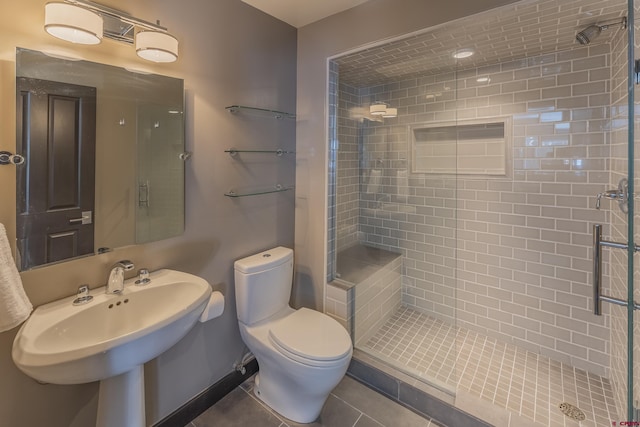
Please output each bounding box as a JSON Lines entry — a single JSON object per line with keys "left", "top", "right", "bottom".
{"left": 576, "top": 24, "right": 602, "bottom": 45}
{"left": 576, "top": 17, "right": 627, "bottom": 45}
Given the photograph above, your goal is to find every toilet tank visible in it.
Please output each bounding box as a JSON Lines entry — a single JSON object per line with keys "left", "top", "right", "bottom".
{"left": 234, "top": 246, "right": 294, "bottom": 325}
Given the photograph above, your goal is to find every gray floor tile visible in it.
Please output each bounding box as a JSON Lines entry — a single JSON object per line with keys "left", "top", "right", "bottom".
{"left": 333, "top": 376, "right": 429, "bottom": 427}
{"left": 284, "top": 394, "right": 362, "bottom": 427}
{"left": 192, "top": 387, "right": 282, "bottom": 427}
{"left": 192, "top": 373, "right": 435, "bottom": 427}
{"left": 353, "top": 414, "right": 385, "bottom": 427}
{"left": 241, "top": 375, "right": 363, "bottom": 427}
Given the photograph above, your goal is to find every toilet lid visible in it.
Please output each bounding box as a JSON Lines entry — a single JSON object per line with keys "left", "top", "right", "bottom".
{"left": 268, "top": 308, "right": 352, "bottom": 362}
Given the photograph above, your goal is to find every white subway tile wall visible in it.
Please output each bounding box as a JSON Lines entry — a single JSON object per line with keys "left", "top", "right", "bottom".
{"left": 353, "top": 256, "right": 402, "bottom": 345}
{"left": 335, "top": 40, "right": 617, "bottom": 379}
{"left": 325, "top": 280, "right": 352, "bottom": 333}
{"left": 327, "top": 61, "right": 339, "bottom": 282}
{"left": 335, "top": 0, "right": 626, "bottom": 89}
{"left": 335, "top": 82, "right": 361, "bottom": 254}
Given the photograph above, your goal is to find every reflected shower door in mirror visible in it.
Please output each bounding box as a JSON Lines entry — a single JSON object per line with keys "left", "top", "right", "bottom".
{"left": 16, "top": 48, "right": 185, "bottom": 271}
{"left": 135, "top": 104, "right": 185, "bottom": 244}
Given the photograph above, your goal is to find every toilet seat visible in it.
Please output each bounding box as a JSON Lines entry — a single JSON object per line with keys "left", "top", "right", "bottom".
{"left": 268, "top": 308, "right": 351, "bottom": 367}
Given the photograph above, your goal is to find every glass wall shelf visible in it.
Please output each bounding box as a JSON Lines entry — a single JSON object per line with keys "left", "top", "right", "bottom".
{"left": 225, "top": 148, "right": 295, "bottom": 157}
{"left": 224, "top": 185, "right": 294, "bottom": 198}
{"left": 225, "top": 105, "right": 295, "bottom": 119}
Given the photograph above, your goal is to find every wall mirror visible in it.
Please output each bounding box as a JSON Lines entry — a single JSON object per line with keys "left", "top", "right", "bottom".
{"left": 15, "top": 48, "right": 185, "bottom": 271}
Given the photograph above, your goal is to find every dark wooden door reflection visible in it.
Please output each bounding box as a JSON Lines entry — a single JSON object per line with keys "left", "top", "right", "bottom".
{"left": 16, "top": 77, "right": 96, "bottom": 270}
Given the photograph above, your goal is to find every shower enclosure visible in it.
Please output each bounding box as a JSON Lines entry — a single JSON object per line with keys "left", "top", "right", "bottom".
{"left": 326, "top": 0, "right": 640, "bottom": 424}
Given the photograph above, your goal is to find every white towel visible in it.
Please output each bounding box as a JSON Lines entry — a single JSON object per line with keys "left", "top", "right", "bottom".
{"left": 0, "top": 223, "right": 32, "bottom": 332}
{"left": 366, "top": 169, "right": 382, "bottom": 194}
{"left": 396, "top": 169, "right": 409, "bottom": 197}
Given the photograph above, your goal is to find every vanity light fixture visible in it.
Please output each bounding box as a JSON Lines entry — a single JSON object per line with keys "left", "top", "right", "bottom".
{"left": 135, "top": 31, "right": 178, "bottom": 63}
{"left": 45, "top": 2, "right": 103, "bottom": 45}
{"left": 369, "top": 102, "right": 397, "bottom": 118}
{"left": 44, "top": 0, "right": 179, "bottom": 63}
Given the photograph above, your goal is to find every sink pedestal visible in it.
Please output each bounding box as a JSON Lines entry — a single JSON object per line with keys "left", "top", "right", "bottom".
{"left": 96, "top": 365, "right": 145, "bottom": 427}
{"left": 11, "top": 270, "right": 216, "bottom": 427}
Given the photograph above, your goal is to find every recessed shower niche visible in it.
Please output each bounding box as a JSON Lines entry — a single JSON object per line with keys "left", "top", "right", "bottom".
{"left": 410, "top": 119, "right": 511, "bottom": 176}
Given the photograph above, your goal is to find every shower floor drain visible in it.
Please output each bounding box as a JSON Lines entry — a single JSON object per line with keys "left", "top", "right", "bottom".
{"left": 559, "top": 402, "right": 586, "bottom": 421}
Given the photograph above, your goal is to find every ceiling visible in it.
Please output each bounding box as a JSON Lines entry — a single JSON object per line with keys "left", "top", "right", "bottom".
{"left": 334, "top": 0, "right": 628, "bottom": 88}
{"left": 241, "top": 0, "right": 372, "bottom": 28}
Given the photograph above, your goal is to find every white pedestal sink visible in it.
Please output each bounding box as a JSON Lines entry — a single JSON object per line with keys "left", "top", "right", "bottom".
{"left": 12, "top": 269, "right": 212, "bottom": 427}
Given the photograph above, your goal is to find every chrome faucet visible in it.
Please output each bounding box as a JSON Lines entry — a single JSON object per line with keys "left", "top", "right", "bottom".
{"left": 106, "top": 260, "right": 135, "bottom": 294}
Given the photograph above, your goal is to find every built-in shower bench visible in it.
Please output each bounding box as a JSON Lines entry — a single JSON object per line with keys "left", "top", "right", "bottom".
{"left": 326, "top": 244, "right": 402, "bottom": 346}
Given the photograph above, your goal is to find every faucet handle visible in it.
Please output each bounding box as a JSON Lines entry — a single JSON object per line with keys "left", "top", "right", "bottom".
{"left": 135, "top": 268, "right": 151, "bottom": 286}
{"left": 72, "top": 285, "right": 93, "bottom": 306}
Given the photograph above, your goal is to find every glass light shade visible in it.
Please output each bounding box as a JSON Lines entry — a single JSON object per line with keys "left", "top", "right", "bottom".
{"left": 370, "top": 104, "right": 387, "bottom": 115}
{"left": 382, "top": 107, "right": 397, "bottom": 118}
{"left": 136, "top": 31, "right": 178, "bottom": 63}
{"left": 44, "top": 2, "right": 103, "bottom": 45}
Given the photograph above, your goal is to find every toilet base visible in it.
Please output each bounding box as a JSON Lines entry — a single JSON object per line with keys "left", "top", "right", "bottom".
{"left": 253, "top": 371, "right": 328, "bottom": 424}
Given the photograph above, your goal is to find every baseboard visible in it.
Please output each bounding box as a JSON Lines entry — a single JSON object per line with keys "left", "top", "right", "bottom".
{"left": 153, "top": 359, "right": 259, "bottom": 427}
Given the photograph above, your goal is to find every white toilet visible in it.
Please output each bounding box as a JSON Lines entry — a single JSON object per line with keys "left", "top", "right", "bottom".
{"left": 234, "top": 246, "right": 353, "bottom": 423}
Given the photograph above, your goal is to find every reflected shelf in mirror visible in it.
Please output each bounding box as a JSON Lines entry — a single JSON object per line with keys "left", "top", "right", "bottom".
{"left": 225, "top": 105, "right": 295, "bottom": 119}
{"left": 225, "top": 148, "right": 295, "bottom": 157}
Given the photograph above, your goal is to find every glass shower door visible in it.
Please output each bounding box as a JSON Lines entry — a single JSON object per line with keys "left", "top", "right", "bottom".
{"left": 632, "top": 1, "right": 639, "bottom": 422}
{"left": 609, "top": 0, "right": 637, "bottom": 422}
{"left": 135, "top": 103, "right": 185, "bottom": 244}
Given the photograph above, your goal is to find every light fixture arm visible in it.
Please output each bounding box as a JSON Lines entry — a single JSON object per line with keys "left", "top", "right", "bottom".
{"left": 67, "top": 0, "right": 167, "bottom": 30}
{"left": 65, "top": 0, "right": 169, "bottom": 44}
{"left": 598, "top": 16, "right": 628, "bottom": 32}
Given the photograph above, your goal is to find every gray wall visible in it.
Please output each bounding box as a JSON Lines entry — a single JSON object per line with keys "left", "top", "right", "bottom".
{"left": 0, "top": 0, "right": 296, "bottom": 425}
{"left": 294, "top": 0, "right": 521, "bottom": 311}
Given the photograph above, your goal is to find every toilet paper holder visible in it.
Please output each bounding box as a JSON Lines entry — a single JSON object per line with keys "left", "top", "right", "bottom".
{"left": 199, "top": 291, "right": 225, "bottom": 323}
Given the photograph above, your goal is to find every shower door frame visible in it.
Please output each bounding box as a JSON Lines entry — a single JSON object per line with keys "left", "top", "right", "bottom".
{"left": 326, "top": 50, "right": 462, "bottom": 396}
{"left": 627, "top": 0, "right": 636, "bottom": 421}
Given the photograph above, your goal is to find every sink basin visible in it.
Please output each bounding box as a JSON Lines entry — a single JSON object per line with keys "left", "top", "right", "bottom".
{"left": 12, "top": 269, "right": 213, "bottom": 427}
{"left": 13, "top": 269, "right": 211, "bottom": 384}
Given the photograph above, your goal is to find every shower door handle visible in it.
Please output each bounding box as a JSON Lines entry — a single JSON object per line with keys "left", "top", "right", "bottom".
{"left": 595, "top": 178, "right": 628, "bottom": 213}
{"left": 593, "top": 224, "right": 602, "bottom": 315}
{"left": 139, "top": 181, "right": 150, "bottom": 207}
{"left": 592, "top": 224, "right": 640, "bottom": 315}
